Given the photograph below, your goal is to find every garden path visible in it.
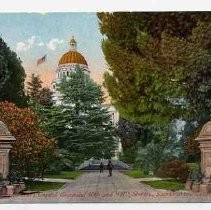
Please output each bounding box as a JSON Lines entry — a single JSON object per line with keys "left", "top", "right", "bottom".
{"left": 1, "top": 171, "right": 211, "bottom": 202}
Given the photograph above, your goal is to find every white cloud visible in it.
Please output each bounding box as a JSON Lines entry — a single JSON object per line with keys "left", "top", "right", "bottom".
{"left": 16, "top": 36, "right": 64, "bottom": 52}
{"left": 46, "top": 38, "right": 64, "bottom": 51}
{"left": 16, "top": 42, "right": 29, "bottom": 52}
{"left": 16, "top": 35, "right": 36, "bottom": 52}
{"left": 28, "top": 35, "right": 36, "bottom": 45}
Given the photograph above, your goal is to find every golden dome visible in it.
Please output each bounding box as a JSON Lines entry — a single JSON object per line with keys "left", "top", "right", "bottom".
{"left": 58, "top": 36, "right": 88, "bottom": 66}
{"left": 59, "top": 51, "right": 88, "bottom": 65}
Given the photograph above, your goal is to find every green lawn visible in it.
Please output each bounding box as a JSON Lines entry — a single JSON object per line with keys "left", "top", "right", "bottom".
{"left": 123, "top": 170, "right": 152, "bottom": 178}
{"left": 44, "top": 171, "right": 83, "bottom": 180}
{"left": 26, "top": 181, "right": 64, "bottom": 191}
{"left": 143, "top": 180, "right": 185, "bottom": 191}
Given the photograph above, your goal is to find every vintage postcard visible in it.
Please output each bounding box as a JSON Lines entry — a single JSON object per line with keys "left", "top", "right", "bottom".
{"left": 1, "top": 2, "right": 211, "bottom": 205}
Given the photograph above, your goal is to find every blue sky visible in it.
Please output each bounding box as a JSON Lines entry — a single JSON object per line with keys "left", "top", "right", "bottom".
{"left": 0, "top": 13, "right": 106, "bottom": 85}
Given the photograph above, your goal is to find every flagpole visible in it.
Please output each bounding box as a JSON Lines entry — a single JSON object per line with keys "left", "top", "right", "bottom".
{"left": 36, "top": 54, "right": 48, "bottom": 86}
{"left": 36, "top": 60, "right": 40, "bottom": 78}
{"left": 43, "top": 62, "right": 47, "bottom": 87}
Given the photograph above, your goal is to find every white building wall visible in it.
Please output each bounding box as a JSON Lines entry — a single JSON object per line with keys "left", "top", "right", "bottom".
{"left": 103, "top": 104, "right": 122, "bottom": 159}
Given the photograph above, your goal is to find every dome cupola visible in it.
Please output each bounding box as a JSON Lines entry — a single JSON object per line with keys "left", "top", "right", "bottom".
{"left": 69, "top": 36, "right": 77, "bottom": 51}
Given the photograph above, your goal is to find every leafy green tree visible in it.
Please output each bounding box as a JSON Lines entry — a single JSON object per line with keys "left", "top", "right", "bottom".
{"left": 44, "top": 67, "right": 117, "bottom": 164}
{"left": 117, "top": 117, "right": 143, "bottom": 150}
{"left": 101, "top": 21, "right": 211, "bottom": 125}
{"left": 98, "top": 13, "right": 211, "bottom": 127}
{"left": 0, "top": 37, "right": 27, "bottom": 106}
{"left": 136, "top": 140, "right": 181, "bottom": 174}
{"left": 98, "top": 12, "right": 211, "bottom": 162}
{"left": 97, "top": 12, "right": 208, "bottom": 51}
{"left": 117, "top": 117, "right": 145, "bottom": 163}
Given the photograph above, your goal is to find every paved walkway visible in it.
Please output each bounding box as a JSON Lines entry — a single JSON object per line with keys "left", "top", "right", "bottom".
{"left": 1, "top": 171, "right": 211, "bottom": 203}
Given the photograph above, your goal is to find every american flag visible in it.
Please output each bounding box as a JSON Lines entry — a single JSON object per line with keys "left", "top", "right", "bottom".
{"left": 37, "top": 54, "right": 47, "bottom": 66}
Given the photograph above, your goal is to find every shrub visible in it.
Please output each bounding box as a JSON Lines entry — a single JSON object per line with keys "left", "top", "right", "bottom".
{"left": 156, "top": 159, "right": 189, "bottom": 183}
{"left": 0, "top": 101, "right": 57, "bottom": 178}
{"left": 47, "top": 149, "right": 74, "bottom": 174}
{"left": 119, "top": 146, "right": 138, "bottom": 164}
{"left": 136, "top": 141, "right": 179, "bottom": 174}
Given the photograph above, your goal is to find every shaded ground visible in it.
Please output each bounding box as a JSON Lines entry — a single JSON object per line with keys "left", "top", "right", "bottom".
{"left": 1, "top": 171, "right": 211, "bottom": 203}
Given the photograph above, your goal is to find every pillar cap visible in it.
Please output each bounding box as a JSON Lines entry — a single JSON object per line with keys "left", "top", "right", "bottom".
{"left": 0, "top": 121, "right": 16, "bottom": 142}
{"left": 196, "top": 121, "right": 211, "bottom": 141}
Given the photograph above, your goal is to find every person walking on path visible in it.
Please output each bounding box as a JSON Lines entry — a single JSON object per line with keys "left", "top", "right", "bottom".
{"left": 107, "top": 160, "right": 113, "bottom": 177}
{"left": 99, "top": 162, "right": 104, "bottom": 173}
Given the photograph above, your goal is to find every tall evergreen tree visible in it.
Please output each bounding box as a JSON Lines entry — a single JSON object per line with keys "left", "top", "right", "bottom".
{"left": 0, "top": 37, "right": 27, "bottom": 106}
{"left": 27, "top": 74, "right": 53, "bottom": 107}
{"left": 27, "top": 74, "right": 43, "bottom": 102}
{"left": 39, "top": 87, "right": 53, "bottom": 107}
{"left": 45, "top": 67, "right": 117, "bottom": 163}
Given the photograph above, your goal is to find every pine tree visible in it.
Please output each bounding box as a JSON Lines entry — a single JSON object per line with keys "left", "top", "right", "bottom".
{"left": 27, "top": 74, "right": 43, "bottom": 102}
{"left": 0, "top": 37, "right": 27, "bottom": 106}
{"left": 45, "top": 67, "right": 117, "bottom": 164}
{"left": 27, "top": 74, "right": 53, "bottom": 107}
{"left": 39, "top": 87, "right": 53, "bottom": 107}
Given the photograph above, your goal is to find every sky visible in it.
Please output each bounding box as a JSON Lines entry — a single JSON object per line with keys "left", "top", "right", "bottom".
{"left": 0, "top": 13, "right": 107, "bottom": 86}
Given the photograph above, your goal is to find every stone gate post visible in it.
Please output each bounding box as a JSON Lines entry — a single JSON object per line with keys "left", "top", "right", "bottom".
{"left": 195, "top": 121, "right": 211, "bottom": 193}
{"left": 0, "top": 121, "right": 16, "bottom": 180}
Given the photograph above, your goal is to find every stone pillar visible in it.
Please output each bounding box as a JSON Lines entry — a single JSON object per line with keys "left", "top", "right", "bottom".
{"left": 0, "top": 121, "right": 16, "bottom": 180}
{"left": 195, "top": 121, "right": 211, "bottom": 193}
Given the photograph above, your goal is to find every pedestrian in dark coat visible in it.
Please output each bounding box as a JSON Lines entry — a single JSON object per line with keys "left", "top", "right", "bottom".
{"left": 99, "top": 162, "right": 104, "bottom": 173}
{"left": 107, "top": 160, "right": 113, "bottom": 177}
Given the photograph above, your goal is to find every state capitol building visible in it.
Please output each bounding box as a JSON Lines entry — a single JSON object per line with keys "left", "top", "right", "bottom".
{"left": 51, "top": 36, "right": 120, "bottom": 128}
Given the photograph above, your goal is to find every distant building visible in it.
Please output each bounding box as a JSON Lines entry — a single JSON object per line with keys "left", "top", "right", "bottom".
{"left": 51, "top": 37, "right": 122, "bottom": 157}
